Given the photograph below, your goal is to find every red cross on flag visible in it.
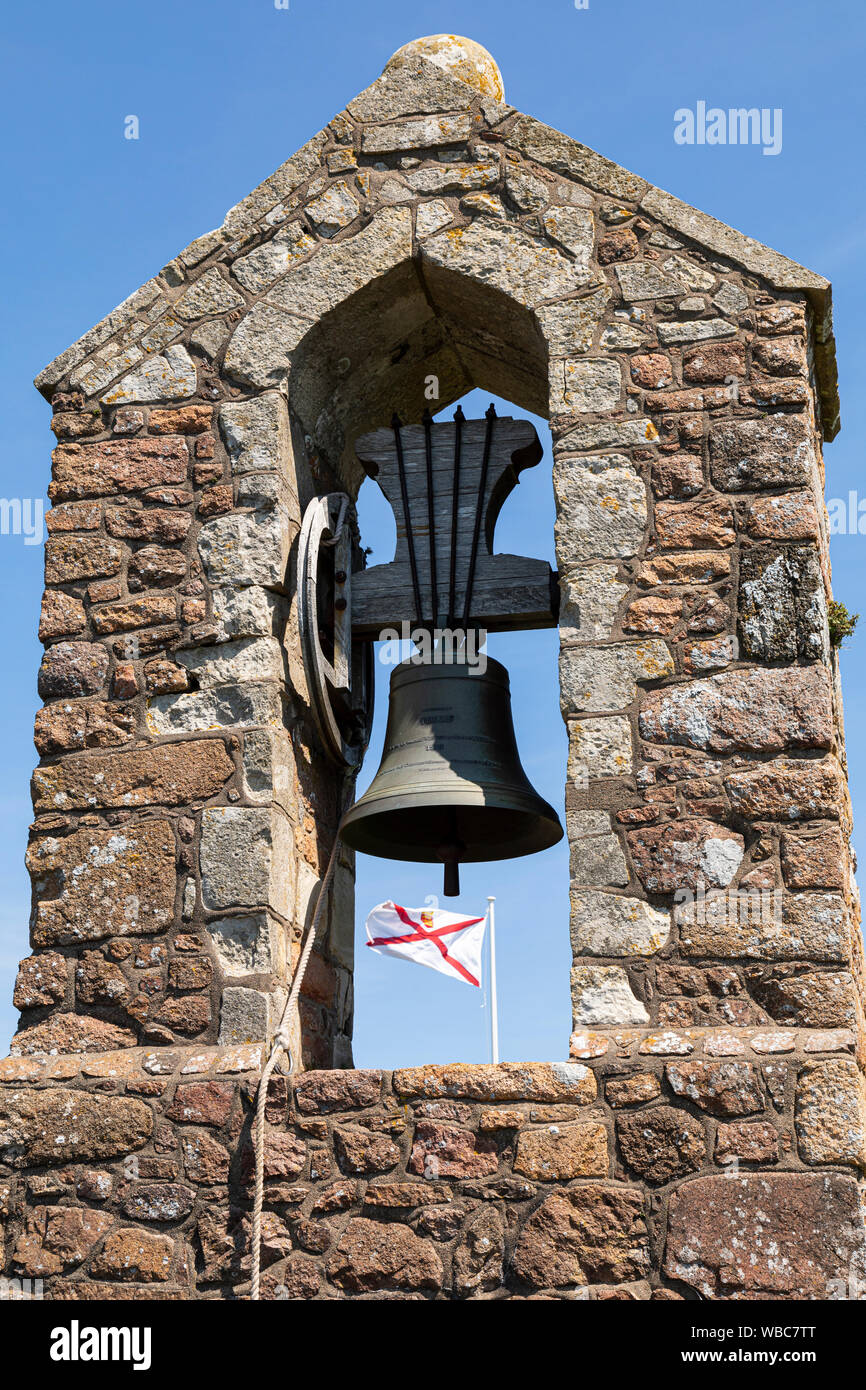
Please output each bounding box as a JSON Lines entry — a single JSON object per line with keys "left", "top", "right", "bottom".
{"left": 365, "top": 901, "right": 486, "bottom": 987}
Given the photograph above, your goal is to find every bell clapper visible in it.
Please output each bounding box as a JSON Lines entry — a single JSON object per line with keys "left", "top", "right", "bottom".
{"left": 438, "top": 841, "right": 463, "bottom": 897}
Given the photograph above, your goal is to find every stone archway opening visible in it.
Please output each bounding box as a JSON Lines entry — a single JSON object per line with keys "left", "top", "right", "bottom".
{"left": 286, "top": 259, "right": 566, "bottom": 1067}
{"left": 351, "top": 386, "right": 569, "bottom": 1068}
{"left": 285, "top": 251, "right": 549, "bottom": 491}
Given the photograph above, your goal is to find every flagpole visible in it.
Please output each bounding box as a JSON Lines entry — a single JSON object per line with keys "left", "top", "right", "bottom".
{"left": 487, "top": 896, "right": 499, "bottom": 1064}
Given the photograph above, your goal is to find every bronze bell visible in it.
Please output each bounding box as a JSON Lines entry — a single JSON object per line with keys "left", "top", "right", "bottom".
{"left": 341, "top": 656, "right": 563, "bottom": 895}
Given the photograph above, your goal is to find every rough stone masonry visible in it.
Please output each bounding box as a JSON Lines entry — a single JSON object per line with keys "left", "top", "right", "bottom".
{"left": 1, "top": 34, "right": 864, "bottom": 1298}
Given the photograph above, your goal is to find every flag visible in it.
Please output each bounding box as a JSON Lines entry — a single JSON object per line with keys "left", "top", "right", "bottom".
{"left": 365, "top": 901, "right": 486, "bottom": 987}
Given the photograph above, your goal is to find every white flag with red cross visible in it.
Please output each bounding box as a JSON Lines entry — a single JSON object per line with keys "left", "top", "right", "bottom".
{"left": 365, "top": 901, "right": 486, "bottom": 987}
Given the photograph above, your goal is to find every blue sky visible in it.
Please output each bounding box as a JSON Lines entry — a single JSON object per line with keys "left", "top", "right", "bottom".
{"left": 1, "top": 0, "right": 864, "bottom": 1065}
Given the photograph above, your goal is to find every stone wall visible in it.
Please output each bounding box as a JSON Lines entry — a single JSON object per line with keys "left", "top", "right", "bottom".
{"left": 1, "top": 1046, "right": 863, "bottom": 1299}
{"left": 2, "top": 39, "right": 864, "bottom": 1298}
{"left": 21, "top": 387, "right": 355, "bottom": 1070}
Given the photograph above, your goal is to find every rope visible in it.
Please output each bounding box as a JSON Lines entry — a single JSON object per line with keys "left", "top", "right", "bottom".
{"left": 249, "top": 811, "right": 348, "bottom": 1300}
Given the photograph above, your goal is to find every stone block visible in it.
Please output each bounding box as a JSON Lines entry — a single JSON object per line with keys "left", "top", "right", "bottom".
{"left": 209, "top": 913, "right": 278, "bottom": 977}
{"left": 197, "top": 509, "right": 292, "bottom": 589}
{"left": 663, "top": 1173, "right": 866, "bottom": 1298}
{"left": 13, "top": 1204, "right": 112, "bottom": 1276}
{"left": 560, "top": 641, "right": 673, "bottom": 713}
{"left": 407, "top": 160, "right": 499, "bottom": 196}
{"left": 90, "top": 1228, "right": 175, "bottom": 1282}
{"left": 13, "top": 952, "right": 67, "bottom": 1009}
{"left": 32, "top": 739, "right": 234, "bottom": 812}
{"left": 218, "top": 392, "right": 292, "bottom": 478}
{"left": 536, "top": 287, "right": 610, "bottom": 357}
{"left": 571, "top": 965, "right": 649, "bottom": 1026}
{"left": 557, "top": 358, "right": 621, "bottom": 414}
{"left": 408, "top": 1122, "right": 498, "bottom": 1179}
{"left": 212, "top": 586, "right": 281, "bottom": 641}
{"left": 554, "top": 455, "right": 647, "bottom": 566}
{"left": 325, "top": 1217, "right": 443, "bottom": 1294}
{"left": 177, "top": 637, "right": 284, "bottom": 690}
{"left": 627, "top": 818, "right": 744, "bottom": 893}
{"left": 264, "top": 206, "right": 412, "bottom": 324}
{"left": 654, "top": 497, "right": 735, "bottom": 550}
{"left": 639, "top": 666, "right": 833, "bottom": 754}
{"left": 569, "top": 832, "right": 629, "bottom": 887}
{"left": 146, "top": 682, "right": 284, "bottom": 737}
{"left": 218, "top": 987, "right": 271, "bottom": 1045}
{"left": 739, "top": 543, "right": 828, "bottom": 662}
{"left": 676, "top": 890, "right": 847, "bottom": 962}
{"left": 38, "top": 642, "right": 109, "bottom": 699}
{"left": 200, "top": 806, "right": 294, "bottom": 920}
{"left": 656, "top": 319, "right": 737, "bottom": 345}
{"left": 240, "top": 728, "right": 293, "bottom": 814}
{"left": 558, "top": 564, "right": 627, "bottom": 642}
{"left": 50, "top": 436, "right": 189, "bottom": 501}
{"left": 606, "top": 1073, "right": 661, "bottom": 1108}
{"left": 568, "top": 716, "right": 633, "bottom": 779}
{"left": 45, "top": 537, "right": 123, "bottom": 584}
{"left": 231, "top": 222, "right": 318, "bottom": 295}
{"left": 39, "top": 591, "right": 87, "bottom": 642}
{"left": 746, "top": 491, "right": 819, "bottom": 541}
{"left": 0, "top": 1089, "right": 152, "bottom": 1166}
{"left": 293, "top": 1069, "right": 382, "bottom": 1114}
{"left": 724, "top": 759, "right": 843, "bottom": 821}
{"left": 334, "top": 1126, "right": 400, "bottom": 1176}
{"left": 392, "top": 1062, "right": 596, "bottom": 1105}
{"left": 222, "top": 304, "right": 308, "bottom": 389}
{"left": 12, "top": 1015, "right": 136, "bottom": 1056}
{"left": 714, "top": 1121, "right": 779, "bottom": 1165}
{"left": 27, "top": 820, "right": 176, "bottom": 947}
{"left": 665, "top": 1060, "right": 763, "bottom": 1115}
{"left": 541, "top": 206, "right": 594, "bottom": 266}
{"left": 173, "top": 269, "right": 245, "bottom": 322}
{"left": 507, "top": 113, "right": 648, "bottom": 200}
{"left": 362, "top": 113, "right": 472, "bottom": 152}
{"left": 514, "top": 1122, "right": 609, "bottom": 1180}
{"left": 795, "top": 1058, "right": 866, "bottom": 1166}
{"left": 510, "top": 1182, "right": 649, "bottom": 1289}
{"left": 101, "top": 346, "right": 197, "bottom": 405}
{"left": 780, "top": 826, "right": 844, "bottom": 891}
{"left": 709, "top": 415, "right": 814, "bottom": 491}
{"left": 422, "top": 217, "right": 584, "bottom": 309}
{"left": 570, "top": 890, "right": 669, "bottom": 955}
{"left": 754, "top": 970, "right": 857, "bottom": 1029}
{"left": 616, "top": 1105, "right": 706, "bottom": 1184}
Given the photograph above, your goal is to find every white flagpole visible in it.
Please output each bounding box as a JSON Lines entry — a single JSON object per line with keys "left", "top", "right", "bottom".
{"left": 487, "top": 896, "right": 499, "bottom": 1064}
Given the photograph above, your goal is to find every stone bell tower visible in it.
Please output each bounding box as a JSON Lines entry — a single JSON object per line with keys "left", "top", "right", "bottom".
{"left": 1, "top": 34, "right": 864, "bottom": 1300}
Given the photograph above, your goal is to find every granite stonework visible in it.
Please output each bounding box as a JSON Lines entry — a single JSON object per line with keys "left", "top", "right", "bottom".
{"left": 4, "top": 36, "right": 864, "bottom": 1297}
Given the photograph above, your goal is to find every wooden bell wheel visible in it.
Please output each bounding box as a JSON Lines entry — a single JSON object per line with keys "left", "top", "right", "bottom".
{"left": 296, "top": 492, "right": 374, "bottom": 767}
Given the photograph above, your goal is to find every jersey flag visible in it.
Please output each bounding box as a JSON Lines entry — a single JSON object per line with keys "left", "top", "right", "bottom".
{"left": 365, "top": 901, "right": 486, "bottom": 987}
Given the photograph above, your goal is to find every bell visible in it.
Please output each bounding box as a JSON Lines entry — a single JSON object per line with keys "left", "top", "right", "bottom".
{"left": 341, "top": 656, "right": 563, "bottom": 895}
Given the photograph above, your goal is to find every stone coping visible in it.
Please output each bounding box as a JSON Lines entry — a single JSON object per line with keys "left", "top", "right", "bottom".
{"left": 0, "top": 1044, "right": 263, "bottom": 1084}
{"left": 0, "top": 1030, "right": 858, "bottom": 1088}
{"left": 570, "top": 1026, "right": 859, "bottom": 1059}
